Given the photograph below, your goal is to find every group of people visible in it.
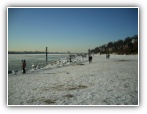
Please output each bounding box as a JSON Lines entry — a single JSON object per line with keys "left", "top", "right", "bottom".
{"left": 89, "top": 54, "right": 110, "bottom": 63}
{"left": 22, "top": 60, "right": 26, "bottom": 74}
{"left": 21, "top": 54, "right": 110, "bottom": 74}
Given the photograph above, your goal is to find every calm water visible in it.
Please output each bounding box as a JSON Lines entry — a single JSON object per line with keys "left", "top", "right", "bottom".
{"left": 8, "top": 54, "right": 69, "bottom": 73}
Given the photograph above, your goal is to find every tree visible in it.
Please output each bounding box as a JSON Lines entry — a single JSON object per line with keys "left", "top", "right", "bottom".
{"left": 91, "top": 49, "right": 95, "bottom": 54}
{"left": 116, "top": 40, "right": 123, "bottom": 49}
{"left": 107, "top": 42, "right": 113, "bottom": 48}
{"left": 132, "top": 34, "right": 138, "bottom": 40}
{"left": 94, "top": 47, "right": 100, "bottom": 54}
{"left": 88, "top": 34, "right": 138, "bottom": 55}
{"left": 124, "top": 37, "right": 132, "bottom": 45}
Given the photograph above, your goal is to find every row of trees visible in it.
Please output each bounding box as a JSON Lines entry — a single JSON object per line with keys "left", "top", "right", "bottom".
{"left": 89, "top": 35, "right": 138, "bottom": 55}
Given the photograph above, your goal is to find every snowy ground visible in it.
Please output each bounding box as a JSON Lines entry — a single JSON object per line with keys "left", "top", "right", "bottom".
{"left": 8, "top": 54, "right": 138, "bottom": 106}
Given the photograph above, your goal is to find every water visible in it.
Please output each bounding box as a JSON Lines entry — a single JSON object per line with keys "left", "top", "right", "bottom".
{"left": 8, "top": 54, "right": 69, "bottom": 74}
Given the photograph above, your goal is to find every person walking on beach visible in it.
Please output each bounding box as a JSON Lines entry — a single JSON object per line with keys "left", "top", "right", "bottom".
{"left": 22, "top": 60, "right": 26, "bottom": 73}
{"left": 22, "top": 60, "right": 23, "bottom": 72}
{"left": 90, "top": 55, "right": 93, "bottom": 63}
{"left": 88, "top": 55, "right": 92, "bottom": 63}
{"left": 106, "top": 54, "right": 110, "bottom": 59}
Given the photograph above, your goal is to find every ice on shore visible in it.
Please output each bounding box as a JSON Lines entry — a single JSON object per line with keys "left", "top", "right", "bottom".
{"left": 8, "top": 54, "right": 138, "bottom": 106}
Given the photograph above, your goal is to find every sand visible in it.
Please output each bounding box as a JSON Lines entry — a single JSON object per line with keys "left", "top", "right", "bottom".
{"left": 8, "top": 54, "right": 138, "bottom": 106}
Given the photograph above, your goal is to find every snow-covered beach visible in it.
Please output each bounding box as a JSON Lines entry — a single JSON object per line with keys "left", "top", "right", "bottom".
{"left": 8, "top": 54, "right": 138, "bottom": 106}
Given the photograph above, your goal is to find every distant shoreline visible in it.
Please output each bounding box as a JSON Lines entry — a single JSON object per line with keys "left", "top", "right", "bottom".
{"left": 8, "top": 52, "right": 84, "bottom": 54}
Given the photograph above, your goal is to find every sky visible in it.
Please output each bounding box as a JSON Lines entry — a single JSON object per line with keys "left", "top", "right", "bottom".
{"left": 8, "top": 7, "right": 138, "bottom": 53}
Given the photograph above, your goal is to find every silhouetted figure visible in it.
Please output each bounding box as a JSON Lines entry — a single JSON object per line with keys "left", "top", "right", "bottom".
{"left": 89, "top": 55, "right": 92, "bottom": 63}
{"left": 22, "top": 60, "right": 26, "bottom": 73}
{"left": 106, "top": 54, "right": 110, "bottom": 59}
{"left": 106, "top": 54, "right": 108, "bottom": 59}
{"left": 22, "top": 60, "right": 23, "bottom": 72}
{"left": 91, "top": 56, "right": 93, "bottom": 63}
{"left": 69, "top": 57, "right": 72, "bottom": 62}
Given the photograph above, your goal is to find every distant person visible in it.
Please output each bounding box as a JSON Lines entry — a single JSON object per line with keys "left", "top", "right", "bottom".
{"left": 90, "top": 55, "right": 93, "bottom": 63}
{"left": 22, "top": 60, "right": 26, "bottom": 73}
{"left": 89, "top": 55, "right": 92, "bottom": 63}
{"left": 106, "top": 54, "right": 108, "bottom": 59}
{"left": 69, "top": 57, "right": 72, "bottom": 62}
{"left": 22, "top": 60, "right": 24, "bottom": 73}
{"left": 88, "top": 55, "right": 90, "bottom": 63}
{"left": 23, "top": 60, "right": 26, "bottom": 73}
{"left": 106, "top": 54, "right": 110, "bottom": 59}
{"left": 108, "top": 54, "right": 110, "bottom": 59}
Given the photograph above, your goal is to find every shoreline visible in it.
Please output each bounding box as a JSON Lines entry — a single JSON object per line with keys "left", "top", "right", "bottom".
{"left": 8, "top": 55, "right": 87, "bottom": 75}
{"left": 8, "top": 54, "right": 138, "bottom": 105}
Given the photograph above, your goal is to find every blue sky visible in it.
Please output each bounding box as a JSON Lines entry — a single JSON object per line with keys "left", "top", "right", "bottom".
{"left": 8, "top": 8, "right": 138, "bottom": 53}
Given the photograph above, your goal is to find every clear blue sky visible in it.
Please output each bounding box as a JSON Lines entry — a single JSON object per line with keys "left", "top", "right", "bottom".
{"left": 8, "top": 7, "right": 138, "bottom": 53}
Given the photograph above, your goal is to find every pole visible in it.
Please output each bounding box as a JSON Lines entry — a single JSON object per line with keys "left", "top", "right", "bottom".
{"left": 46, "top": 47, "right": 48, "bottom": 61}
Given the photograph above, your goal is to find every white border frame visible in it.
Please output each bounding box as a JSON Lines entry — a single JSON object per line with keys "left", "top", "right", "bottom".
{"left": 7, "top": 7, "right": 139, "bottom": 107}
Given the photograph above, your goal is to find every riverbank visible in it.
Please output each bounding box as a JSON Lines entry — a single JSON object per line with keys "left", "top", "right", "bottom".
{"left": 8, "top": 54, "right": 138, "bottom": 106}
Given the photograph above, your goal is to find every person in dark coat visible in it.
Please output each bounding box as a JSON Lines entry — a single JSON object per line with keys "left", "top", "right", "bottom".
{"left": 88, "top": 55, "right": 92, "bottom": 63}
{"left": 22, "top": 60, "right": 26, "bottom": 73}
{"left": 88, "top": 55, "right": 90, "bottom": 63}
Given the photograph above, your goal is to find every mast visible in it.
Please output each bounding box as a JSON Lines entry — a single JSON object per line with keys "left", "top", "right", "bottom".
{"left": 46, "top": 47, "right": 48, "bottom": 61}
